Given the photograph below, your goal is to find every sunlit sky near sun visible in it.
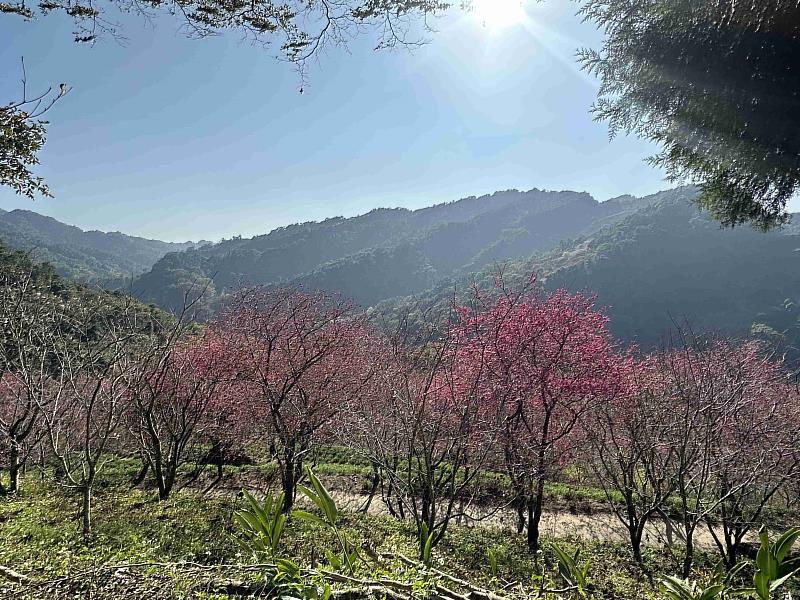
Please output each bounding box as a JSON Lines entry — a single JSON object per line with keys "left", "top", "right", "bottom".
{"left": 473, "top": 0, "right": 527, "bottom": 29}
{"left": 2, "top": 1, "right": 770, "bottom": 242}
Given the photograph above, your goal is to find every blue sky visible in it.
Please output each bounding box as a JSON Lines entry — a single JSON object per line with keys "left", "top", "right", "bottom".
{"left": 2, "top": 1, "right": 674, "bottom": 242}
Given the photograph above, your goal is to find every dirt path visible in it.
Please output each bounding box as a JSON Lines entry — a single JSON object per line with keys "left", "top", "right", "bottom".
{"left": 325, "top": 489, "right": 736, "bottom": 551}
{"left": 198, "top": 471, "right": 742, "bottom": 552}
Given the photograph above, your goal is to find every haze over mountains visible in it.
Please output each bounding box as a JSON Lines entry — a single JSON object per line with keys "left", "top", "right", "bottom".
{"left": 0, "top": 208, "right": 208, "bottom": 284}
{"left": 131, "top": 188, "right": 670, "bottom": 309}
{"left": 388, "top": 195, "right": 800, "bottom": 350}
{"left": 3, "top": 187, "right": 800, "bottom": 352}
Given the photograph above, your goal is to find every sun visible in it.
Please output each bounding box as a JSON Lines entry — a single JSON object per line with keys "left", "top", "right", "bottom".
{"left": 472, "top": 0, "right": 526, "bottom": 29}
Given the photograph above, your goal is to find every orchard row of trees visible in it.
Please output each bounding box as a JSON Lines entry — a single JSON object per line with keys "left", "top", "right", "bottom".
{"left": 2, "top": 266, "right": 798, "bottom": 576}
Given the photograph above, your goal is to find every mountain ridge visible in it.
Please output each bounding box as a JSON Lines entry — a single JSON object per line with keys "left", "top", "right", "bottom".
{"left": 382, "top": 190, "right": 800, "bottom": 352}
{"left": 5, "top": 187, "right": 800, "bottom": 353}
{"left": 132, "top": 187, "right": 663, "bottom": 309}
{"left": 0, "top": 209, "right": 209, "bottom": 284}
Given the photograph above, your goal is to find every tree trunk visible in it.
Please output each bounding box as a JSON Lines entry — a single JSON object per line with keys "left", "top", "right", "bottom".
{"left": 8, "top": 444, "right": 20, "bottom": 494}
{"left": 624, "top": 494, "right": 645, "bottom": 566}
{"left": 281, "top": 450, "right": 297, "bottom": 513}
{"left": 160, "top": 471, "right": 175, "bottom": 500}
{"left": 81, "top": 484, "right": 92, "bottom": 542}
{"left": 160, "top": 450, "right": 178, "bottom": 500}
{"left": 421, "top": 486, "right": 432, "bottom": 533}
{"left": 527, "top": 477, "right": 546, "bottom": 554}
{"left": 360, "top": 464, "right": 380, "bottom": 513}
{"left": 629, "top": 525, "right": 644, "bottom": 566}
{"left": 516, "top": 497, "right": 526, "bottom": 534}
{"left": 722, "top": 521, "right": 741, "bottom": 569}
{"left": 150, "top": 447, "right": 168, "bottom": 501}
{"left": 681, "top": 529, "right": 695, "bottom": 578}
{"left": 131, "top": 459, "right": 149, "bottom": 485}
{"left": 527, "top": 409, "right": 551, "bottom": 555}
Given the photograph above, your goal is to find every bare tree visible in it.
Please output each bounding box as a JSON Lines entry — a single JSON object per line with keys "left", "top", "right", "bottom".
{"left": 656, "top": 333, "right": 796, "bottom": 576}
{"left": 0, "top": 259, "right": 68, "bottom": 493}
{"left": 121, "top": 292, "right": 228, "bottom": 500}
{"left": 582, "top": 357, "right": 678, "bottom": 567}
{"left": 38, "top": 295, "right": 134, "bottom": 540}
{"left": 700, "top": 348, "right": 800, "bottom": 567}
{"left": 347, "top": 304, "right": 496, "bottom": 556}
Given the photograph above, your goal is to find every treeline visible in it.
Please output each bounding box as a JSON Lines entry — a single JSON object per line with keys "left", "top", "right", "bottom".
{"left": 384, "top": 196, "right": 800, "bottom": 358}
{"left": 1, "top": 254, "right": 798, "bottom": 579}
{"left": 0, "top": 209, "right": 204, "bottom": 283}
{"left": 131, "top": 188, "right": 651, "bottom": 312}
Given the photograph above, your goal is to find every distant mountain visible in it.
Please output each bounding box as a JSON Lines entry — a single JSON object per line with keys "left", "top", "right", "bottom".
{"left": 133, "top": 188, "right": 661, "bottom": 310}
{"left": 0, "top": 209, "right": 208, "bottom": 284}
{"left": 384, "top": 189, "right": 800, "bottom": 352}
{"left": 0, "top": 237, "right": 171, "bottom": 361}
{"left": 15, "top": 187, "right": 799, "bottom": 353}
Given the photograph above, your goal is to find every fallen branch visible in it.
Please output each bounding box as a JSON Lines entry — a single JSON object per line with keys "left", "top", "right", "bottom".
{"left": 2, "top": 557, "right": 535, "bottom": 599}
{"left": 390, "top": 553, "right": 506, "bottom": 600}
{"left": 0, "top": 565, "right": 31, "bottom": 584}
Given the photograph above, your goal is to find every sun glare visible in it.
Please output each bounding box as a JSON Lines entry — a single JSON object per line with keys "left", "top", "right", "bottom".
{"left": 472, "top": 0, "right": 526, "bottom": 29}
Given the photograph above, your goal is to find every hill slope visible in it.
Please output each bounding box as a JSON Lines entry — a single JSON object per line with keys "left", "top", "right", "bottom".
{"left": 12, "top": 187, "right": 798, "bottom": 352}
{"left": 385, "top": 189, "right": 800, "bottom": 351}
{"left": 133, "top": 188, "right": 659, "bottom": 310}
{"left": 0, "top": 209, "right": 206, "bottom": 283}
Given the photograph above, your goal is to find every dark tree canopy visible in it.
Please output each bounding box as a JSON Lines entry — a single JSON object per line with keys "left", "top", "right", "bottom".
{"left": 580, "top": 0, "right": 800, "bottom": 229}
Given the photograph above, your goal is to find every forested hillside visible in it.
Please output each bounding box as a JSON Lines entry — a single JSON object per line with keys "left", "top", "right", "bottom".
{"left": 385, "top": 189, "right": 800, "bottom": 352}
{"left": 9, "top": 187, "right": 799, "bottom": 353}
{"left": 0, "top": 209, "right": 206, "bottom": 283}
{"left": 0, "top": 238, "right": 170, "bottom": 334}
{"left": 132, "top": 188, "right": 661, "bottom": 309}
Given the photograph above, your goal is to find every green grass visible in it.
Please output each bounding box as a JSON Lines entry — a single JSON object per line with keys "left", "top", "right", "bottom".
{"left": 1, "top": 473, "right": 672, "bottom": 599}
{"left": 304, "top": 444, "right": 615, "bottom": 507}
{"left": 2, "top": 455, "right": 798, "bottom": 599}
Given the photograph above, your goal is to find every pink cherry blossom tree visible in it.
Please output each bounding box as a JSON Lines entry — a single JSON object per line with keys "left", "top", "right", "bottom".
{"left": 124, "top": 330, "right": 231, "bottom": 500}
{"left": 345, "top": 305, "right": 497, "bottom": 556}
{"left": 656, "top": 335, "right": 800, "bottom": 574}
{"left": 580, "top": 355, "right": 678, "bottom": 567}
{"left": 452, "top": 274, "right": 628, "bottom": 554}
{"left": 212, "top": 286, "right": 375, "bottom": 512}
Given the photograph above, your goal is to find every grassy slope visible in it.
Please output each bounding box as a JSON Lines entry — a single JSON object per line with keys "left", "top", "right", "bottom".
{"left": 3, "top": 456, "right": 792, "bottom": 600}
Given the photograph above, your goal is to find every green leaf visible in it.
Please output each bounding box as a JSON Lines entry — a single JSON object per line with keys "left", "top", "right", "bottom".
{"left": 697, "top": 584, "right": 724, "bottom": 600}
{"left": 756, "top": 542, "right": 776, "bottom": 579}
{"left": 325, "top": 549, "right": 341, "bottom": 570}
{"left": 661, "top": 576, "right": 694, "bottom": 600}
{"left": 770, "top": 566, "right": 800, "bottom": 592}
{"left": 298, "top": 484, "right": 333, "bottom": 526}
{"left": 727, "top": 561, "right": 748, "bottom": 581}
{"left": 275, "top": 558, "right": 297, "bottom": 571}
{"left": 774, "top": 527, "right": 800, "bottom": 563}
{"left": 292, "top": 510, "right": 328, "bottom": 527}
{"left": 753, "top": 571, "right": 770, "bottom": 600}
{"left": 422, "top": 529, "right": 433, "bottom": 565}
{"left": 487, "top": 548, "right": 497, "bottom": 577}
{"left": 306, "top": 467, "right": 337, "bottom": 524}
